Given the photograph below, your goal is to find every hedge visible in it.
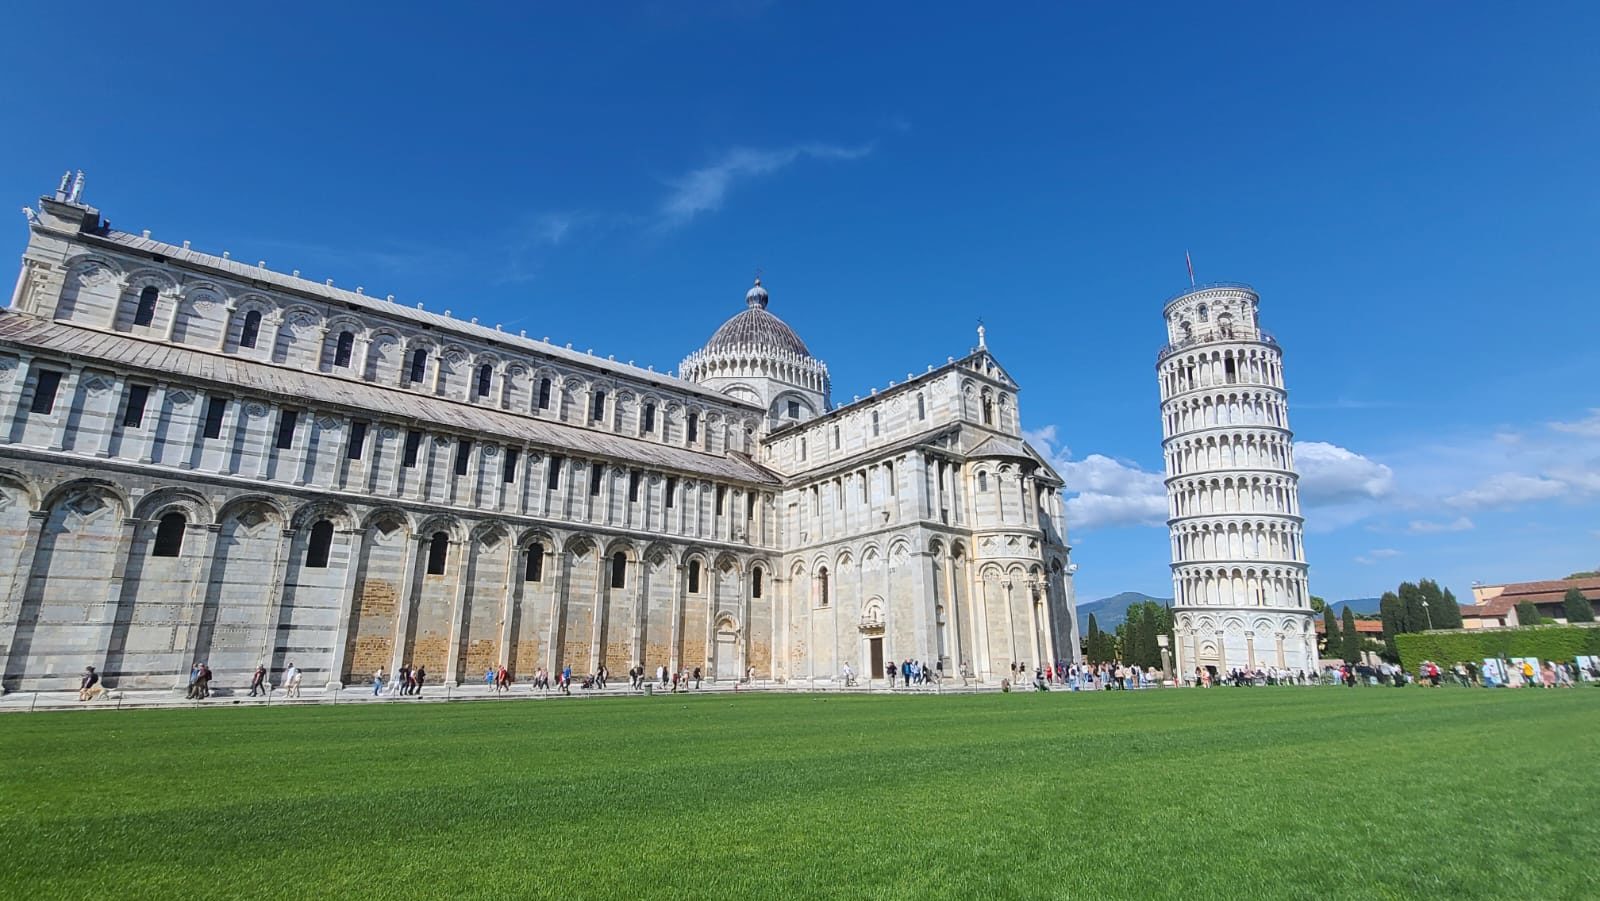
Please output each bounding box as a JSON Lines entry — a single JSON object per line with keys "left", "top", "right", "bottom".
{"left": 1395, "top": 625, "right": 1600, "bottom": 670}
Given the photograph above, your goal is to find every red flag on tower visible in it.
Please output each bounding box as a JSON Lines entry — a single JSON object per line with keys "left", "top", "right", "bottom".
{"left": 1186, "top": 251, "right": 1195, "bottom": 287}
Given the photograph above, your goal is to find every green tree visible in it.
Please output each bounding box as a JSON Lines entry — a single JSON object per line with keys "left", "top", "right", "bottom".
{"left": 1514, "top": 601, "right": 1542, "bottom": 627}
{"left": 1085, "top": 615, "right": 1104, "bottom": 664}
{"left": 1310, "top": 595, "right": 1328, "bottom": 614}
{"left": 1321, "top": 607, "right": 1340, "bottom": 658}
{"left": 1378, "top": 591, "right": 1404, "bottom": 660}
{"left": 1564, "top": 570, "right": 1599, "bottom": 579}
{"left": 1137, "top": 604, "right": 1162, "bottom": 669}
{"left": 1418, "top": 579, "right": 1462, "bottom": 630}
{"left": 1399, "top": 581, "right": 1428, "bottom": 631}
{"left": 1340, "top": 607, "right": 1362, "bottom": 664}
{"left": 1562, "top": 588, "right": 1596, "bottom": 623}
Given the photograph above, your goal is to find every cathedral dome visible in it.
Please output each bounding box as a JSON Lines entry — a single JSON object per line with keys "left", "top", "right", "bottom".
{"left": 701, "top": 278, "right": 812, "bottom": 357}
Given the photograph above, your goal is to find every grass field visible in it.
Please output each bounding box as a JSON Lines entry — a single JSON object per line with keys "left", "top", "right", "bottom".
{"left": 2, "top": 688, "right": 1596, "bottom": 899}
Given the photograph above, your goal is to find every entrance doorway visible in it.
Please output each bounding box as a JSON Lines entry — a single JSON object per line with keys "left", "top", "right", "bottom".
{"left": 869, "top": 637, "right": 884, "bottom": 678}
{"left": 715, "top": 617, "right": 739, "bottom": 680}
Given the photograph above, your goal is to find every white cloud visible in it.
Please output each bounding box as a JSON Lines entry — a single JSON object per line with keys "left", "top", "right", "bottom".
{"left": 1059, "top": 455, "right": 1170, "bottom": 530}
{"left": 1446, "top": 473, "right": 1567, "bottom": 509}
{"left": 658, "top": 142, "right": 874, "bottom": 227}
{"left": 1406, "top": 516, "right": 1474, "bottom": 534}
{"left": 1549, "top": 409, "right": 1600, "bottom": 437}
{"left": 1025, "top": 426, "right": 1167, "bottom": 530}
{"left": 1294, "top": 441, "right": 1394, "bottom": 506}
{"left": 1354, "top": 548, "right": 1402, "bottom": 564}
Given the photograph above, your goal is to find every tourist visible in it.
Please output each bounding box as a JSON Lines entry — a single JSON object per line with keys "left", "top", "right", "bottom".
{"left": 496, "top": 665, "right": 511, "bottom": 694}
{"left": 78, "top": 665, "right": 102, "bottom": 702}
{"left": 1540, "top": 662, "right": 1556, "bottom": 689}
{"left": 249, "top": 664, "right": 268, "bottom": 697}
{"left": 196, "top": 662, "right": 212, "bottom": 698}
{"left": 841, "top": 662, "right": 855, "bottom": 686}
{"left": 283, "top": 662, "right": 302, "bottom": 698}
{"left": 413, "top": 665, "right": 426, "bottom": 695}
{"left": 670, "top": 670, "right": 680, "bottom": 693}
{"left": 887, "top": 662, "right": 898, "bottom": 688}
{"left": 372, "top": 666, "right": 385, "bottom": 696}
{"left": 186, "top": 662, "right": 204, "bottom": 699}
{"left": 485, "top": 668, "right": 495, "bottom": 687}
{"left": 692, "top": 666, "right": 702, "bottom": 690}
{"left": 1520, "top": 659, "right": 1536, "bottom": 687}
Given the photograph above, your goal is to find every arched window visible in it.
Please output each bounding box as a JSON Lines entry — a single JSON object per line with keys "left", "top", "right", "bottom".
{"left": 610, "top": 551, "right": 627, "bottom": 589}
{"left": 133, "top": 286, "right": 159, "bottom": 327}
{"left": 752, "top": 566, "right": 764, "bottom": 599}
{"left": 817, "top": 566, "right": 830, "bottom": 606}
{"left": 475, "top": 364, "right": 493, "bottom": 399}
{"left": 917, "top": 393, "right": 926, "bottom": 420}
{"left": 688, "top": 559, "right": 702, "bottom": 594}
{"left": 978, "top": 471, "right": 989, "bottom": 492}
{"left": 524, "top": 544, "right": 544, "bottom": 582}
{"left": 982, "top": 395, "right": 994, "bottom": 425}
{"left": 537, "top": 378, "right": 552, "bottom": 410}
{"left": 1198, "top": 304, "right": 1210, "bottom": 322}
{"left": 642, "top": 402, "right": 656, "bottom": 433}
{"left": 333, "top": 331, "right": 355, "bottom": 368}
{"left": 872, "top": 411, "right": 881, "bottom": 436}
{"left": 305, "top": 520, "right": 335, "bottom": 568}
{"left": 591, "top": 390, "right": 606, "bottom": 422}
{"left": 152, "top": 512, "right": 186, "bottom": 557}
{"left": 408, "top": 348, "right": 428, "bottom": 384}
{"left": 426, "top": 531, "right": 449, "bottom": 575}
{"left": 239, "top": 310, "right": 262, "bottom": 349}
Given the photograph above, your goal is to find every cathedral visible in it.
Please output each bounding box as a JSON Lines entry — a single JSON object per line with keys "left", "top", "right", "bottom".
{"left": 0, "top": 176, "right": 1077, "bottom": 692}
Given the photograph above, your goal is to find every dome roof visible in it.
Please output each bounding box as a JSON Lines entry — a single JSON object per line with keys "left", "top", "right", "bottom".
{"left": 702, "top": 278, "right": 812, "bottom": 357}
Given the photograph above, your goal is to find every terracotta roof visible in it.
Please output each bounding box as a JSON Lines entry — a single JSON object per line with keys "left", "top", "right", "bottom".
{"left": 1315, "top": 618, "right": 1385, "bottom": 635}
{"left": 1483, "top": 577, "right": 1600, "bottom": 605}
{"left": 0, "top": 311, "right": 780, "bottom": 486}
{"left": 1461, "top": 597, "right": 1516, "bottom": 620}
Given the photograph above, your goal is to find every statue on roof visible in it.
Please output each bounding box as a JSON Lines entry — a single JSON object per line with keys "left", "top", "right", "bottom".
{"left": 56, "top": 171, "right": 71, "bottom": 200}
{"left": 22, "top": 207, "right": 39, "bottom": 226}
{"left": 69, "top": 170, "right": 85, "bottom": 203}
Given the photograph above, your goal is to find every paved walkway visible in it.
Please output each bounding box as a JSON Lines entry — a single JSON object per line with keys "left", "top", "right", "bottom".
{"left": 0, "top": 678, "right": 1002, "bottom": 714}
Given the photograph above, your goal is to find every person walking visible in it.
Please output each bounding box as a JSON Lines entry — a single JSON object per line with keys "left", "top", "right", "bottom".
{"left": 413, "top": 665, "right": 427, "bottom": 696}
{"left": 283, "top": 662, "right": 302, "bottom": 699}
{"left": 692, "top": 666, "right": 701, "bottom": 690}
{"left": 249, "top": 664, "right": 268, "bottom": 697}
{"left": 372, "top": 667, "right": 385, "bottom": 697}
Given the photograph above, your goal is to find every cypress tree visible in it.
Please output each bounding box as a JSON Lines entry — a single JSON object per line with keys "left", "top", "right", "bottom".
{"left": 1340, "top": 607, "right": 1361, "bottom": 664}
{"left": 1138, "top": 604, "right": 1162, "bottom": 670}
{"left": 1086, "top": 614, "right": 1103, "bottom": 664}
{"left": 1322, "top": 607, "right": 1340, "bottom": 658}
{"left": 1399, "top": 581, "right": 1427, "bottom": 631}
{"left": 1437, "top": 585, "right": 1464, "bottom": 629}
{"left": 1378, "top": 592, "right": 1403, "bottom": 660}
{"left": 1561, "top": 588, "right": 1595, "bottom": 623}
{"left": 1514, "top": 601, "right": 1542, "bottom": 626}
{"left": 1418, "top": 579, "right": 1462, "bottom": 630}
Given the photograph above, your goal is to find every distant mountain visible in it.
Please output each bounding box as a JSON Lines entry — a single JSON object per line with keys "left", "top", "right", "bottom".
{"left": 1075, "top": 593, "right": 1383, "bottom": 635}
{"left": 1328, "top": 597, "right": 1382, "bottom": 617}
{"left": 1077, "top": 591, "right": 1172, "bottom": 634}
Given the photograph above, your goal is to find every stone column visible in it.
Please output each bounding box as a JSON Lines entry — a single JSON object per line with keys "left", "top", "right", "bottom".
{"left": 325, "top": 527, "right": 367, "bottom": 689}
{"left": 667, "top": 563, "right": 685, "bottom": 673}
{"left": 545, "top": 548, "right": 568, "bottom": 674}
{"left": 0, "top": 510, "right": 48, "bottom": 683}
{"left": 498, "top": 548, "right": 518, "bottom": 669}
{"left": 631, "top": 557, "right": 648, "bottom": 670}
{"left": 95, "top": 517, "right": 142, "bottom": 684}
{"left": 0, "top": 356, "right": 36, "bottom": 434}
{"left": 171, "top": 522, "right": 223, "bottom": 688}
{"left": 46, "top": 365, "right": 82, "bottom": 451}
{"left": 589, "top": 553, "right": 608, "bottom": 674}
{"left": 258, "top": 527, "right": 298, "bottom": 678}
{"left": 443, "top": 534, "right": 474, "bottom": 687}
{"left": 388, "top": 534, "right": 424, "bottom": 675}
{"left": 1245, "top": 631, "right": 1256, "bottom": 669}
{"left": 216, "top": 303, "right": 236, "bottom": 352}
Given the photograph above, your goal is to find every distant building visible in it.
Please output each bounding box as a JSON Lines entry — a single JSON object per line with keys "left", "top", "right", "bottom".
{"left": 1313, "top": 616, "right": 1385, "bottom": 664}
{"left": 1461, "top": 577, "right": 1600, "bottom": 628}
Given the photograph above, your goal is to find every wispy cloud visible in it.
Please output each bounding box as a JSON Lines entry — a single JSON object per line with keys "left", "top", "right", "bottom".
{"left": 1406, "top": 516, "right": 1474, "bottom": 534}
{"left": 1550, "top": 409, "right": 1600, "bottom": 437}
{"left": 1446, "top": 473, "right": 1567, "bottom": 509}
{"left": 1296, "top": 441, "right": 1395, "bottom": 505}
{"left": 656, "top": 142, "right": 875, "bottom": 228}
{"left": 1355, "top": 548, "right": 1402, "bottom": 565}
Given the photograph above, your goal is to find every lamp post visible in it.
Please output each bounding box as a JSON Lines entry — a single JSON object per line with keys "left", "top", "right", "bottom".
{"left": 1422, "top": 600, "right": 1433, "bottom": 630}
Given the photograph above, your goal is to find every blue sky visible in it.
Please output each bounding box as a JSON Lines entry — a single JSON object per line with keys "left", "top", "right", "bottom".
{"left": 3, "top": 3, "right": 1598, "bottom": 604}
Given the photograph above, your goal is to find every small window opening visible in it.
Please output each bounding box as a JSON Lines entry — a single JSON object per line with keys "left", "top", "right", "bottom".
{"left": 476, "top": 364, "right": 493, "bottom": 399}
{"left": 503, "top": 448, "right": 519, "bottom": 484}
{"left": 547, "top": 456, "right": 563, "bottom": 490}
{"left": 202, "top": 397, "right": 227, "bottom": 439}
{"left": 688, "top": 560, "right": 701, "bottom": 593}
{"left": 402, "top": 430, "right": 422, "bottom": 468}
{"left": 239, "top": 310, "right": 262, "bottom": 349}
{"left": 524, "top": 544, "right": 544, "bottom": 582}
{"left": 305, "top": 520, "right": 335, "bottom": 568}
{"left": 152, "top": 512, "right": 186, "bottom": 557}
{"left": 537, "top": 378, "right": 552, "bottom": 410}
{"left": 665, "top": 476, "right": 677, "bottom": 508}
{"left": 347, "top": 421, "right": 368, "bottom": 460}
{"left": 628, "top": 470, "right": 641, "bottom": 503}
{"left": 407, "top": 348, "right": 428, "bottom": 384}
{"left": 275, "top": 409, "right": 298, "bottom": 449}
{"left": 610, "top": 551, "right": 627, "bottom": 589}
{"left": 333, "top": 331, "right": 354, "bottom": 368}
{"left": 591, "top": 391, "right": 606, "bottom": 422}
{"left": 426, "top": 531, "right": 449, "bottom": 575}
{"left": 133, "top": 286, "right": 159, "bottom": 327}
{"left": 454, "top": 439, "right": 472, "bottom": 476}
{"left": 123, "top": 384, "right": 151, "bottom": 428}
{"left": 752, "top": 566, "right": 764, "bottom": 598}
{"left": 643, "top": 403, "right": 656, "bottom": 433}
{"left": 29, "top": 369, "right": 63, "bottom": 414}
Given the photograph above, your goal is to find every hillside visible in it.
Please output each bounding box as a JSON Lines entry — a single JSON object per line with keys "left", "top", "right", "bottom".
{"left": 1077, "top": 593, "right": 1383, "bottom": 634}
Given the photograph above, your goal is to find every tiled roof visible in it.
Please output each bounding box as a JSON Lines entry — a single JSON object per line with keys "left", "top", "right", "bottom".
{"left": 0, "top": 312, "right": 780, "bottom": 486}
{"left": 703, "top": 306, "right": 812, "bottom": 357}
{"left": 1314, "top": 618, "right": 1385, "bottom": 635}
{"left": 1486, "top": 577, "right": 1600, "bottom": 604}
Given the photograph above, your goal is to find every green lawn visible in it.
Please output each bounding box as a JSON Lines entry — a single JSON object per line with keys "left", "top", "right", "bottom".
{"left": 2, "top": 688, "right": 1595, "bottom": 899}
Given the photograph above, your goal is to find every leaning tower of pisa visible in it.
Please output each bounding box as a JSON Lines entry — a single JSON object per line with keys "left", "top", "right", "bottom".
{"left": 1157, "top": 283, "right": 1315, "bottom": 677}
